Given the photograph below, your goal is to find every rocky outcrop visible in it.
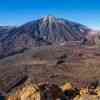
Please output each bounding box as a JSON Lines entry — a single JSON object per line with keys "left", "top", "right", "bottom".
{"left": 6, "top": 82, "right": 100, "bottom": 100}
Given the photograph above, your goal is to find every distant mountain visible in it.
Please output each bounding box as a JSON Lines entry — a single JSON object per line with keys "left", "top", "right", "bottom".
{"left": 0, "top": 16, "right": 93, "bottom": 58}
{"left": 0, "top": 26, "right": 14, "bottom": 40}
{"left": 81, "top": 30, "right": 100, "bottom": 45}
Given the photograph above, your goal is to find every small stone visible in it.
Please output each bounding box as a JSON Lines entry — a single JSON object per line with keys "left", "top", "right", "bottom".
{"left": 80, "top": 88, "right": 89, "bottom": 96}
{"left": 95, "top": 87, "right": 100, "bottom": 96}
{"left": 61, "top": 83, "right": 73, "bottom": 92}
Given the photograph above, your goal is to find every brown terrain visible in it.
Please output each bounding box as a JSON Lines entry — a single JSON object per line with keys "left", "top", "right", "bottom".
{"left": 0, "top": 42, "right": 100, "bottom": 99}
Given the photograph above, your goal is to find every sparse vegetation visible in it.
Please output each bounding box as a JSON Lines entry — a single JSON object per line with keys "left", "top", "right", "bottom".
{"left": 0, "top": 44, "right": 100, "bottom": 99}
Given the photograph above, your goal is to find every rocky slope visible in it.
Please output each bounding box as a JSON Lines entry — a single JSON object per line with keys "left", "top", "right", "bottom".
{"left": 0, "top": 44, "right": 100, "bottom": 96}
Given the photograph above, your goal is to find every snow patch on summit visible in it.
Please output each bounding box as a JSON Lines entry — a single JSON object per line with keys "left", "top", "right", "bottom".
{"left": 43, "top": 16, "right": 56, "bottom": 23}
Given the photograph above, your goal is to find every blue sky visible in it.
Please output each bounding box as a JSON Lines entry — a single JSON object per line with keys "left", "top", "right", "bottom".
{"left": 0, "top": 0, "right": 100, "bottom": 29}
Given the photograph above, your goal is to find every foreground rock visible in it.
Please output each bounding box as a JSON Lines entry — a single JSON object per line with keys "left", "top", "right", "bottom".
{"left": 6, "top": 82, "right": 100, "bottom": 100}
{"left": 7, "top": 82, "right": 74, "bottom": 100}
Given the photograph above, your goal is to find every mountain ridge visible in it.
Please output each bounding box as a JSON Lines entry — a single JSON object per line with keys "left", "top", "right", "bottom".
{"left": 0, "top": 16, "right": 97, "bottom": 58}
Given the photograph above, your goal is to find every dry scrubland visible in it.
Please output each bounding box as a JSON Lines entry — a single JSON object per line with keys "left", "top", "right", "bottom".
{"left": 0, "top": 44, "right": 100, "bottom": 99}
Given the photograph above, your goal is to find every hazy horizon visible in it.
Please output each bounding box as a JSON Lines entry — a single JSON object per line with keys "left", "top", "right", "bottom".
{"left": 0, "top": 0, "right": 100, "bottom": 30}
